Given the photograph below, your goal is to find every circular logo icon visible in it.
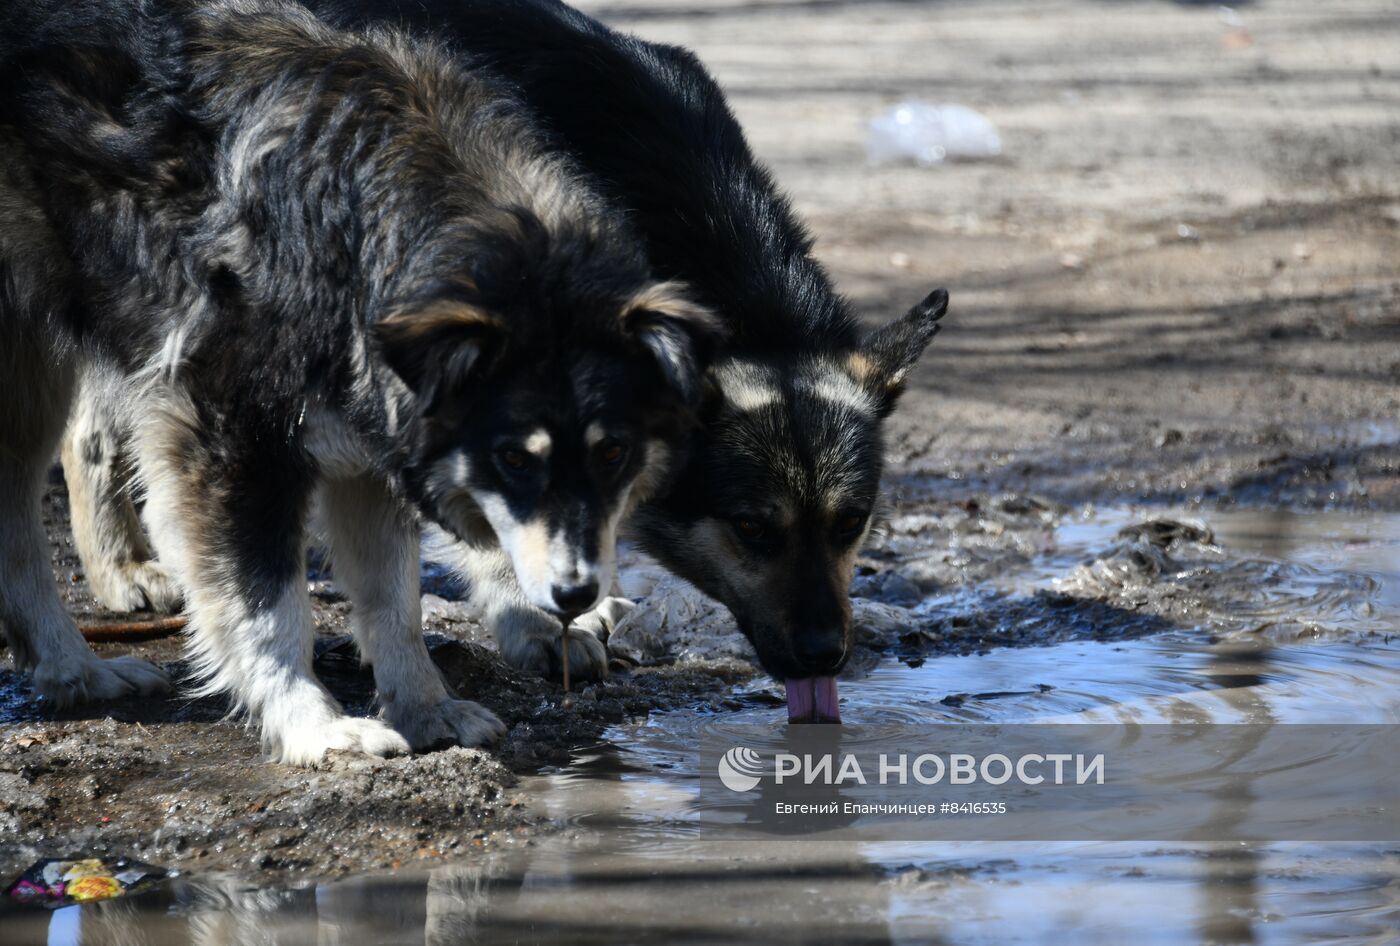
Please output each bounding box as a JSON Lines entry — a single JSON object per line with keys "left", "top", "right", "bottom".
{"left": 717, "top": 747, "right": 764, "bottom": 792}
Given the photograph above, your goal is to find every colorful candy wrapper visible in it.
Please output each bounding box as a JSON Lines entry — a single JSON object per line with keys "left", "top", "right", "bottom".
{"left": 5, "top": 857, "right": 166, "bottom": 907}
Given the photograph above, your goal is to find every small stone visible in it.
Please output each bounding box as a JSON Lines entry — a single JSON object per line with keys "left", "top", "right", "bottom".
{"left": 1222, "top": 29, "right": 1254, "bottom": 50}
{"left": 889, "top": 252, "right": 912, "bottom": 269}
{"left": 421, "top": 594, "right": 469, "bottom": 624}
{"left": 878, "top": 573, "right": 923, "bottom": 605}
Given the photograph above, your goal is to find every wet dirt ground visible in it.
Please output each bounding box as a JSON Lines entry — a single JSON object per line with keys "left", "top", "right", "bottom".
{"left": 2, "top": 0, "right": 1398, "bottom": 941}
{"left": 5, "top": 506, "right": 1399, "bottom": 943}
{"left": 0, "top": 480, "right": 758, "bottom": 878}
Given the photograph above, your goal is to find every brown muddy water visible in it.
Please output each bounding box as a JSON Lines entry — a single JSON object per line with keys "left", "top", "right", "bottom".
{"left": 4, "top": 508, "right": 1399, "bottom": 944}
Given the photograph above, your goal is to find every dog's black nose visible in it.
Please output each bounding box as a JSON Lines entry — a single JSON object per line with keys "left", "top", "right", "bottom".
{"left": 794, "top": 629, "right": 846, "bottom": 674}
{"left": 551, "top": 582, "right": 599, "bottom": 615}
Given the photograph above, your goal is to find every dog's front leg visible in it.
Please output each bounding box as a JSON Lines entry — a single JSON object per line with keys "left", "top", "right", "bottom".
{"left": 436, "top": 538, "right": 613, "bottom": 682}
{"left": 322, "top": 474, "right": 504, "bottom": 749}
{"left": 136, "top": 407, "right": 408, "bottom": 765}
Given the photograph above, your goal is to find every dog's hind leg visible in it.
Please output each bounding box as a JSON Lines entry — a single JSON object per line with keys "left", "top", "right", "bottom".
{"left": 136, "top": 403, "right": 408, "bottom": 765}
{"left": 0, "top": 330, "right": 170, "bottom": 706}
{"left": 321, "top": 474, "right": 504, "bottom": 750}
{"left": 61, "top": 365, "right": 182, "bottom": 613}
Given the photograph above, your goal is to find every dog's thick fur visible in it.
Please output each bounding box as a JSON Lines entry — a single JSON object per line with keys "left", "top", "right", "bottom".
{"left": 0, "top": 0, "right": 716, "bottom": 762}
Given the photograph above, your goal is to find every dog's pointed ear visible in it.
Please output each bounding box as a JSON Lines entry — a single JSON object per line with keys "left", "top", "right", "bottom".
{"left": 374, "top": 299, "right": 502, "bottom": 414}
{"left": 847, "top": 288, "right": 947, "bottom": 416}
{"left": 624, "top": 281, "right": 725, "bottom": 407}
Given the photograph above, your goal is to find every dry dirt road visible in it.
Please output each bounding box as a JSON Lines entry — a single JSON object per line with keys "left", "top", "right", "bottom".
{"left": 580, "top": 0, "right": 1400, "bottom": 508}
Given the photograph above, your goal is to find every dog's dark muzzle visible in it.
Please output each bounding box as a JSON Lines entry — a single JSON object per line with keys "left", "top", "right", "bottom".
{"left": 793, "top": 626, "right": 847, "bottom": 676}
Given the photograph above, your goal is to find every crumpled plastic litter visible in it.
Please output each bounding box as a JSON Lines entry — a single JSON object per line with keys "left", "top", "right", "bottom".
{"left": 5, "top": 857, "right": 167, "bottom": 907}
{"left": 867, "top": 101, "right": 1003, "bottom": 166}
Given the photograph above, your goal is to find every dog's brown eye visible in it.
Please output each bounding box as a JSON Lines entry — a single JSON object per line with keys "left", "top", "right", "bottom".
{"left": 598, "top": 439, "right": 628, "bottom": 466}
{"left": 835, "top": 513, "right": 865, "bottom": 537}
{"left": 498, "top": 447, "right": 529, "bottom": 470}
{"left": 733, "top": 518, "right": 766, "bottom": 542}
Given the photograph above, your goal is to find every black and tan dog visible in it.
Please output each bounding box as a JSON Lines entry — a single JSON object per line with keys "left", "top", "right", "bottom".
{"left": 50, "top": 0, "right": 948, "bottom": 725}
{"left": 0, "top": 0, "right": 717, "bottom": 761}
{"left": 300, "top": 0, "right": 949, "bottom": 723}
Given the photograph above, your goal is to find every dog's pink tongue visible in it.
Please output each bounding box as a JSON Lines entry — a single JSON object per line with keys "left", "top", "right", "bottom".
{"left": 786, "top": 676, "right": 840, "bottom": 724}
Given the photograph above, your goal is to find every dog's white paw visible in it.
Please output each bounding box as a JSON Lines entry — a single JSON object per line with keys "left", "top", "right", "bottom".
{"left": 501, "top": 620, "right": 610, "bottom": 682}
{"left": 494, "top": 599, "right": 631, "bottom": 682}
{"left": 32, "top": 653, "right": 171, "bottom": 708}
{"left": 90, "top": 561, "right": 184, "bottom": 614}
{"left": 385, "top": 697, "right": 506, "bottom": 750}
{"left": 571, "top": 596, "right": 636, "bottom": 641}
{"left": 273, "top": 716, "right": 411, "bottom": 766}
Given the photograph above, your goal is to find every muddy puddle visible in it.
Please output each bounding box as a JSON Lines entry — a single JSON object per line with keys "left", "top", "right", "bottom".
{"left": 5, "top": 507, "right": 1399, "bottom": 944}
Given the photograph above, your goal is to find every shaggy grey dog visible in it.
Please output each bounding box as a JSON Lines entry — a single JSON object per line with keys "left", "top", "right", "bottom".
{"left": 0, "top": 0, "right": 717, "bottom": 762}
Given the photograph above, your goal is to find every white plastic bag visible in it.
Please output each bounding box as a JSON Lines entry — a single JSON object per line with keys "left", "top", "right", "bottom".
{"left": 867, "top": 101, "right": 1002, "bottom": 166}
